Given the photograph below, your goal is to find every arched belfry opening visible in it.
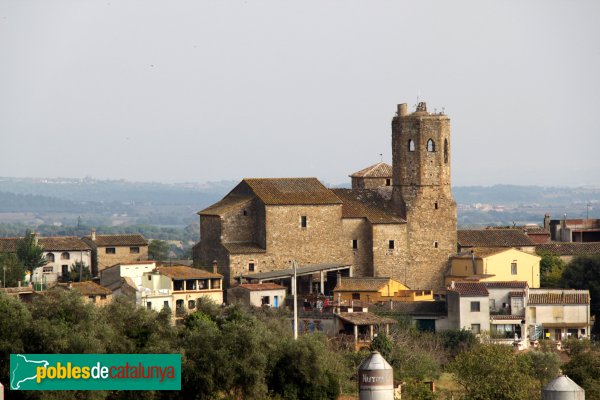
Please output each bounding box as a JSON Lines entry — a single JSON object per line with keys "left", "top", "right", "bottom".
{"left": 427, "top": 139, "right": 435, "bottom": 152}
{"left": 408, "top": 139, "right": 415, "bottom": 152}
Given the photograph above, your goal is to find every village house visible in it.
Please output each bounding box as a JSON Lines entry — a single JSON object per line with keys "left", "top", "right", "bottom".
{"left": 81, "top": 230, "right": 148, "bottom": 276}
{"left": 333, "top": 277, "right": 433, "bottom": 303}
{"left": 547, "top": 215, "right": 600, "bottom": 243}
{"left": 446, "top": 247, "right": 541, "bottom": 288}
{"left": 139, "top": 266, "right": 223, "bottom": 318}
{"left": 57, "top": 281, "right": 113, "bottom": 306}
{"left": 99, "top": 261, "right": 157, "bottom": 297}
{"left": 227, "top": 283, "right": 287, "bottom": 308}
{"left": 0, "top": 236, "right": 92, "bottom": 285}
{"left": 447, "top": 282, "right": 490, "bottom": 335}
{"left": 195, "top": 102, "right": 458, "bottom": 293}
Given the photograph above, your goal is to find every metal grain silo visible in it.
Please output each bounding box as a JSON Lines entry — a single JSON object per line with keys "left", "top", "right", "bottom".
{"left": 542, "top": 374, "right": 585, "bottom": 400}
{"left": 358, "top": 351, "right": 394, "bottom": 400}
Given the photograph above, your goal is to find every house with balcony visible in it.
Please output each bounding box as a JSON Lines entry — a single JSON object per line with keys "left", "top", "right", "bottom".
{"left": 139, "top": 265, "right": 223, "bottom": 318}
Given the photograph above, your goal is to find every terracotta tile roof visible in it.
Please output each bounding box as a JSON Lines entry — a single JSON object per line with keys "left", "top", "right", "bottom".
{"left": 458, "top": 230, "right": 536, "bottom": 248}
{"left": 59, "top": 281, "right": 112, "bottom": 296}
{"left": 448, "top": 282, "right": 489, "bottom": 297}
{"left": 243, "top": 178, "right": 342, "bottom": 205}
{"left": 0, "top": 237, "right": 91, "bottom": 252}
{"left": 83, "top": 234, "right": 148, "bottom": 247}
{"left": 198, "top": 195, "right": 253, "bottom": 216}
{"left": 332, "top": 189, "right": 405, "bottom": 224}
{"left": 39, "top": 237, "right": 92, "bottom": 251}
{"left": 536, "top": 242, "right": 600, "bottom": 256}
{"left": 223, "top": 242, "right": 266, "bottom": 254}
{"left": 334, "top": 277, "right": 392, "bottom": 292}
{"left": 0, "top": 238, "right": 19, "bottom": 252}
{"left": 509, "top": 291, "right": 525, "bottom": 297}
{"left": 156, "top": 266, "right": 222, "bottom": 279}
{"left": 235, "top": 283, "right": 286, "bottom": 291}
{"left": 484, "top": 281, "right": 528, "bottom": 289}
{"left": 349, "top": 162, "right": 392, "bottom": 178}
{"left": 336, "top": 312, "right": 397, "bottom": 326}
{"left": 452, "top": 247, "right": 509, "bottom": 259}
{"left": 528, "top": 289, "right": 590, "bottom": 305}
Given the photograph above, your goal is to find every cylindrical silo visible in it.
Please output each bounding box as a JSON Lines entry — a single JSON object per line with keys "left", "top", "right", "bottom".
{"left": 358, "top": 351, "right": 394, "bottom": 400}
{"left": 542, "top": 374, "right": 585, "bottom": 400}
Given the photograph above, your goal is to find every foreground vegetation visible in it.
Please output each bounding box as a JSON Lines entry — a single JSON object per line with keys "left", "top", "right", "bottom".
{"left": 2, "top": 290, "right": 600, "bottom": 400}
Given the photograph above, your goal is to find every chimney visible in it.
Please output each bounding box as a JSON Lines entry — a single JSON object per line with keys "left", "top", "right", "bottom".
{"left": 212, "top": 260, "right": 218, "bottom": 274}
{"left": 91, "top": 229, "right": 96, "bottom": 241}
{"left": 544, "top": 214, "right": 551, "bottom": 231}
{"left": 397, "top": 103, "right": 408, "bottom": 117}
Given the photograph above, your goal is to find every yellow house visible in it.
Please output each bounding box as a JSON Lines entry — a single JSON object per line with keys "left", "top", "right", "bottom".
{"left": 446, "top": 247, "right": 541, "bottom": 288}
{"left": 333, "top": 277, "right": 434, "bottom": 303}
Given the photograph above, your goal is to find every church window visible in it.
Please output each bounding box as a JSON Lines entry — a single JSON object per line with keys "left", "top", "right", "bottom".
{"left": 408, "top": 139, "right": 415, "bottom": 152}
{"left": 427, "top": 139, "right": 435, "bottom": 152}
{"left": 352, "top": 239, "right": 358, "bottom": 250}
{"left": 388, "top": 240, "right": 395, "bottom": 250}
{"left": 301, "top": 216, "right": 307, "bottom": 228}
{"left": 444, "top": 139, "right": 448, "bottom": 163}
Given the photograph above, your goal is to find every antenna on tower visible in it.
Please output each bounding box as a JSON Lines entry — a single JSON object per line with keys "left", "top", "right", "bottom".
{"left": 380, "top": 153, "right": 383, "bottom": 162}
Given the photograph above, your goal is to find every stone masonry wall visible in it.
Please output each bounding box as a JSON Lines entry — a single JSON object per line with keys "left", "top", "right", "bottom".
{"left": 372, "top": 223, "right": 410, "bottom": 284}
{"left": 96, "top": 245, "right": 148, "bottom": 272}
{"left": 340, "top": 218, "right": 374, "bottom": 277}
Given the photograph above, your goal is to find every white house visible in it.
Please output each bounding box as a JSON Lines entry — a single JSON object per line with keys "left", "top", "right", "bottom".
{"left": 447, "top": 282, "right": 490, "bottom": 335}
{"left": 227, "top": 283, "right": 287, "bottom": 308}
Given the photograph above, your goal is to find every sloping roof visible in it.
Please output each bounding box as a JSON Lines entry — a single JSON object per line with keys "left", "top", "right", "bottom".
{"left": 509, "top": 291, "right": 525, "bottom": 297}
{"left": 484, "top": 281, "right": 528, "bottom": 289}
{"left": 448, "top": 282, "right": 489, "bottom": 297}
{"left": 337, "top": 312, "right": 397, "bottom": 326}
{"left": 83, "top": 234, "right": 148, "bottom": 247}
{"left": 0, "top": 238, "right": 19, "bottom": 252}
{"left": 223, "top": 242, "right": 266, "bottom": 254}
{"left": 536, "top": 242, "right": 600, "bottom": 256}
{"left": 234, "top": 283, "right": 286, "bottom": 292}
{"left": 0, "top": 237, "right": 91, "bottom": 252}
{"left": 198, "top": 195, "right": 253, "bottom": 216}
{"left": 386, "top": 301, "right": 447, "bottom": 316}
{"left": 156, "top": 266, "right": 222, "bottom": 280}
{"left": 528, "top": 289, "right": 590, "bottom": 305}
{"left": 61, "top": 281, "right": 112, "bottom": 296}
{"left": 458, "top": 229, "right": 536, "bottom": 248}
{"left": 243, "top": 178, "right": 342, "bottom": 205}
{"left": 332, "top": 189, "right": 405, "bottom": 224}
{"left": 334, "top": 277, "right": 391, "bottom": 292}
{"left": 349, "top": 162, "right": 392, "bottom": 178}
{"left": 452, "top": 247, "right": 509, "bottom": 259}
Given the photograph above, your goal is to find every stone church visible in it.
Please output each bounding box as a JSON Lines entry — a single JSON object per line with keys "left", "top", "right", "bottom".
{"left": 194, "top": 102, "right": 457, "bottom": 291}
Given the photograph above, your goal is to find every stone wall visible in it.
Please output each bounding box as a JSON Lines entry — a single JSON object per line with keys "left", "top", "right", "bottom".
{"left": 340, "top": 218, "right": 374, "bottom": 277}
{"left": 372, "top": 223, "right": 410, "bottom": 283}
{"left": 96, "top": 245, "right": 148, "bottom": 273}
{"left": 351, "top": 177, "right": 392, "bottom": 189}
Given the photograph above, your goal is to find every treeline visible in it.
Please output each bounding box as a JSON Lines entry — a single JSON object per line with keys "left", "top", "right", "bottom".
{"left": 0, "top": 223, "right": 199, "bottom": 243}
{"left": 0, "top": 191, "right": 132, "bottom": 214}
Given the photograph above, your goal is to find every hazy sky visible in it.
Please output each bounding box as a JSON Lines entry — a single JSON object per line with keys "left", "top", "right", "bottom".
{"left": 1, "top": 1, "right": 599, "bottom": 186}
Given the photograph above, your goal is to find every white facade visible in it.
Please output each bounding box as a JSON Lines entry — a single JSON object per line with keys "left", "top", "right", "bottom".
{"left": 447, "top": 291, "right": 490, "bottom": 334}
{"left": 33, "top": 249, "right": 92, "bottom": 284}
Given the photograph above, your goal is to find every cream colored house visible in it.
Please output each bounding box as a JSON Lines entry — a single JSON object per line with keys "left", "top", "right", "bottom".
{"left": 446, "top": 282, "right": 490, "bottom": 335}
{"left": 333, "top": 277, "right": 433, "bottom": 303}
{"left": 139, "top": 266, "right": 223, "bottom": 318}
{"left": 447, "top": 247, "right": 540, "bottom": 288}
{"left": 227, "top": 283, "right": 286, "bottom": 308}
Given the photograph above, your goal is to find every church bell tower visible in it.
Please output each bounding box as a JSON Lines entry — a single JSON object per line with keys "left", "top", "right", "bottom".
{"left": 391, "top": 102, "right": 457, "bottom": 290}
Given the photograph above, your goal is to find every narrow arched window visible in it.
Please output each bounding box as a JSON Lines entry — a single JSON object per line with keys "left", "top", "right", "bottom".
{"left": 61, "top": 252, "right": 70, "bottom": 260}
{"left": 47, "top": 253, "right": 55, "bottom": 262}
{"left": 408, "top": 139, "right": 415, "bottom": 152}
{"left": 444, "top": 139, "right": 448, "bottom": 163}
{"left": 427, "top": 139, "right": 435, "bottom": 152}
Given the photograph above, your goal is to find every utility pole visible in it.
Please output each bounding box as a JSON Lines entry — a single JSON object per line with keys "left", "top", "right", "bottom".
{"left": 292, "top": 259, "right": 298, "bottom": 340}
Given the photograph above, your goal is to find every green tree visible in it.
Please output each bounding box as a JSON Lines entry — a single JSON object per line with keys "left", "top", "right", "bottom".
{"left": 448, "top": 344, "right": 539, "bottom": 400}
{"left": 148, "top": 239, "right": 170, "bottom": 261}
{"left": 522, "top": 350, "right": 561, "bottom": 387}
{"left": 561, "top": 255, "right": 600, "bottom": 333}
{"left": 0, "top": 252, "right": 27, "bottom": 287}
{"left": 538, "top": 251, "right": 566, "bottom": 288}
{"left": 16, "top": 230, "right": 47, "bottom": 273}
{"left": 69, "top": 260, "right": 92, "bottom": 282}
{"left": 370, "top": 332, "right": 393, "bottom": 360}
{"left": 562, "top": 341, "right": 600, "bottom": 399}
